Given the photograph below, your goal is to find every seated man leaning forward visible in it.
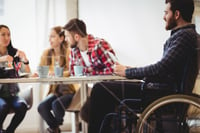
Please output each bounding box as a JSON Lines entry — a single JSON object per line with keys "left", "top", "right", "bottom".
{"left": 88, "top": 0, "right": 199, "bottom": 132}
{"left": 63, "top": 18, "right": 117, "bottom": 76}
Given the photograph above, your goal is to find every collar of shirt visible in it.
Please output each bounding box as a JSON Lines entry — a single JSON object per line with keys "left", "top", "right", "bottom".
{"left": 87, "top": 34, "right": 97, "bottom": 54}
{"left": 171, "top": 24, "right": 195, "bottom": 35}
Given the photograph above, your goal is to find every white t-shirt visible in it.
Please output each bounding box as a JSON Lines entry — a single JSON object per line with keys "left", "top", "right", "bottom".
{"left": 80, "top": 51, "right": 91, "bottom": 67}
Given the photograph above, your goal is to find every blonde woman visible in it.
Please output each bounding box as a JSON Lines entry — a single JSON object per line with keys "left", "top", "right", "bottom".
{"left": 37, "top": 26, "right": 78, "bottom": 133}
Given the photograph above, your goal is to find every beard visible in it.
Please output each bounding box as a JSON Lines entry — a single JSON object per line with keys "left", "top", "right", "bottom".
{"left": 70, "top": 41, "right": 78, "bottom": 49}
{"left": 165, "top": 17, "right": 177, "bottom": 30}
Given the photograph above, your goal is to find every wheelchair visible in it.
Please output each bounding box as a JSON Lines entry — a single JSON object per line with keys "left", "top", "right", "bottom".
{"left": 99, "top": 34, "right": 200, "bottom": 133}
{"left": 136, "top": 94, "right": 200, "bottom": 133}
{"left": 134, "top": 32, "right": 200, "bottom": 133}
{"left": 99, "top": 84, "right": 200, "bottom": 133}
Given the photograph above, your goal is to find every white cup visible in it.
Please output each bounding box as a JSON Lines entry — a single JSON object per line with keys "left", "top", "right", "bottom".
{"left": 74, "top": 65, "right": 83, "bottom": 76}
{"left": 54, "top": 67, "right": 64, "bottom": 77}
{"left": 37, "top": 66, "right": 49, "bottom": 78}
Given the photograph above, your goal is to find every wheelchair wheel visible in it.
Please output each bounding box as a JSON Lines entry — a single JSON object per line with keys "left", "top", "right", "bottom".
{"left": 136, "top": 94, "right": 200, "bottom": 133}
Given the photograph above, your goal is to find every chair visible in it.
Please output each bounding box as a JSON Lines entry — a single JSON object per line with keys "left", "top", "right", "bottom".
{"left": 39, "top": 84, "right": 81, "bottom": 133}
{"left": 1, "top": 85, "right": 33, "bottom": 132}
{"left": 65, "top": 89, "right": 81, "bottom": 133}
{"left": 18, "top": 85, "right": 33, "bottom": 110}
{"left": 9, "top": 85, "right": 33, "bottom": 113}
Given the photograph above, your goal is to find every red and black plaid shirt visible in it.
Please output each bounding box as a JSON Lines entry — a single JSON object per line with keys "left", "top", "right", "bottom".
{"left": 70, "top": 34, "right": 116, "bottom": 75}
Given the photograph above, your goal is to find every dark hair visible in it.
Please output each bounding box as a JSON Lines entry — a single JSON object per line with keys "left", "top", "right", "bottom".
{"left": 63, "top": 18, "right": 87, "bottom": 37}
{"left": 0, "top": 25, "right": 17, "bottom": 57}
{"left": 165, "top": 0, "right": 194, "bottom": 22}
{"left": 47, "top": 26, "right": 68, "bottom": 67}
{"left": 0, "top": 24, "right": 9, "bottom": 30}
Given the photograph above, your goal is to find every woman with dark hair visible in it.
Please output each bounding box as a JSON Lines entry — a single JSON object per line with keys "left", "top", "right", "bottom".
{"left": 0, "top": 25, "right": 31, "bottom": 133}
{"left": 36, "top": 26, "right": 79, "bottom": 133}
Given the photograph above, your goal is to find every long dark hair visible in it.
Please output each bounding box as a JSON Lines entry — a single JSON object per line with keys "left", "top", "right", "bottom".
{"left": 47, "top": 26, "right": 68, "bottom": 67}
{"left": 0, "top": 25, "right": 18, "bottom": 57}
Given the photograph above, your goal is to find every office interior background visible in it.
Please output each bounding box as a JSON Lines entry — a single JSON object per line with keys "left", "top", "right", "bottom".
{"left": 0, "top": 0, "right": 200, "bottom": 132}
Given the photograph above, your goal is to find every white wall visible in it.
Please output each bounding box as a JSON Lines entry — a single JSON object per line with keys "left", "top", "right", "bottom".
{"left": 0, "top": 1, "right": 39, "bottom": 131}
{"left": 0, "top": 0, "right": 37, "bottom": 69}
{"left": 1, "top": 0, "right": 199, "bottom": 69}
{"left": 78, "top": 0, "right": 170, "bottom": 66}
{"left": 0, "top": 0, "right": 70, "bottom": 132}
{"left": 0, "top": 0, "right": 68, "bottom": 71}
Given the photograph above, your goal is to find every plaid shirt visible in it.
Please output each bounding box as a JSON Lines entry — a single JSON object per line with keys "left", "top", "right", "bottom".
{"left": 70, "top": 34, "right": 116, "bottom": 75}
{"left": 126, "top": 24, "right": 198, "bottom": 91}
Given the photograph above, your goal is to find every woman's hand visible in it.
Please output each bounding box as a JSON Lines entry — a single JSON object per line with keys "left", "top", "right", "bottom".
{"left": 48, "top": 71, "right": 55, "bottom": 77}
{"left": 6, "top": 55, "right": 13, "bottom": 62}
{"left": 31, "top": 72, "right": 39, "bottom": 77}
{"left": 15, "top": 50, "right": 29, "bottom": 62}
{"left": 15, "top": 50, "right": 31, "bottom": 73}
{"left": 0, "top": 55, "right": 13, "bottom": 68}
{"left": 0, "top": 55, "right": 13, "bottom": 62}
{"left": 1, "top": 55, "right": 13, "bottom": 68}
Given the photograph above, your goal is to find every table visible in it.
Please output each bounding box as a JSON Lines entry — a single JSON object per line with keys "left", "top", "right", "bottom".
{"left": 0, "top": 75, "right": 127, "bottom": 105}
{"left": 0, "top": 75, "right": 130, "bottom": 132}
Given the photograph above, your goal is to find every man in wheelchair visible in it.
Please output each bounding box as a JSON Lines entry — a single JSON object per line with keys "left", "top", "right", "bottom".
{"left": 87, "top": 0, "right": 199, "bottom": 132}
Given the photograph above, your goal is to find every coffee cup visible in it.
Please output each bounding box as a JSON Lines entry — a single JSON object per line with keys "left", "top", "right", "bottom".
{"left": 74, "top": 65, "right": 83, "bottom": 76}
{"left": 54, "top": 67, "right": 64, "bottom": 77}
{"left": 37, "top": 66, "right": 49, "bottom": 78}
